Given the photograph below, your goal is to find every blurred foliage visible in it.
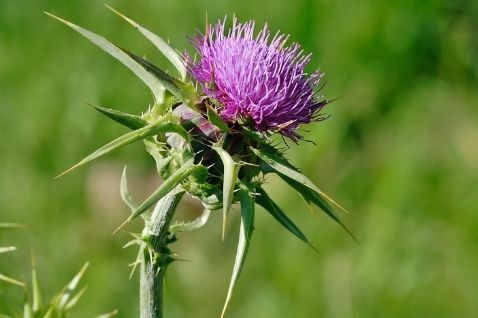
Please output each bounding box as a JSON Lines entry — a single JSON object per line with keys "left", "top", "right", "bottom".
{"left": 1, "top": 0, "right": 477, "bottom": 317}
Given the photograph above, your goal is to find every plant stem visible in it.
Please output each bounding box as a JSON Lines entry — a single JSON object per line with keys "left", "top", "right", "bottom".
{"left": 140, "top": 188, "right": 185, "bottom": 318}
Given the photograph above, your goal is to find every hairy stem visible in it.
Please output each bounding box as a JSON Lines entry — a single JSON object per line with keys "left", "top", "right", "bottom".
{"left": 140, "top": 188, "right": 185, "bottom": 318}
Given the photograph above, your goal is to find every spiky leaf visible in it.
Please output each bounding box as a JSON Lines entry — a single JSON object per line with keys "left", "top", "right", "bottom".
{"left": 45, "top": 12, "right": 166, "bottom": 102}
{"left": 170, "top": 208, "right": 211, "bottom": 233}
{"left": 251, "top": 146, "right": 349, "bottom": 222}
{"left": 212, "top": 146, "right": 241, "bottom": 239}
{"left": 221, "top": 183, "right": 255, "bottom": 318}
{"left": 255, "top": 186, "right": 315, "bottom": 250}
{"left": 88, "top": 104, "right": 146, "bottom": 130}
{"left": 281, "top": 176, "right": 357, "bottom": 242}
{"left": 129, "top": 160, "right": 195, "bottom": 220}
{"left": 207, "top": 105, "right": 230, "bottom": 133}
{"left": 106, "top": 5, "right": 187, "bottom": 80}
{"left": 121, "top": 49, "right": 199, "bottom": 109}
{"left": 57, "top": 119, "right": 189, "bottom": 178}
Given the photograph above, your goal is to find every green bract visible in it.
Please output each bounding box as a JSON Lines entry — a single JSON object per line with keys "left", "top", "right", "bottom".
{"left": 48, "top": 7, "right": 352, "bottom": 318}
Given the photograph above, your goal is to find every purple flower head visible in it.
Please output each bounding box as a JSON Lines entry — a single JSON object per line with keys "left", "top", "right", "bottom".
{"left": 187, "top": 17, "right": 328, "bottom": 140}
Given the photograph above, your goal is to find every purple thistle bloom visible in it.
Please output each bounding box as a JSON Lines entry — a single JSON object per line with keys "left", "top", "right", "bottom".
{"left": 187, "top": 17, "right": 328, "bottom": 140}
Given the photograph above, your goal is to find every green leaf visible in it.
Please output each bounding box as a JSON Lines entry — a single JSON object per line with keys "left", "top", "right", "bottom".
{"left": 129, "top": 160, "right": 196, "bottom": 220}
{"left": 120, "top": 166, "right": 136, "bottom": 211}
{"left": 251, "top": 146, "right": 323, "bottom": 194}
{"left": 212, "top": 146, "right": 241, "bottom": 240}
{"left": 88, "top": 103, "right": 147, "bottom": 130}
{"left": 207, "top": 105, "right": 230, "bottom": 133}
{"left": 221, "top": 183, "right": 255, "bottom": 318}
{"left": 255, "top": 186, "right": 316, "bottom": 251}
{"left": 170, "top": 208, "right": 211, "bottom": 233}
{"left": 45, "top": 12, "right": 166, "bottom": 103}
{"left": 281, "top": 176, "right": 357, "bottom": 242}
{"left": 120, "top": 49, "right": 199, "bottom": 109}
{"left": 251, "top": 146, "right": 346, "bottom": 212}
{"left": 251, "top": 147, "right": 353, "bottom": 237}
{"left": 56, "top": 119, "right": 189, "bottom": 178}
{"left": 106, "top": 5, "right": 187, "bottom": 81}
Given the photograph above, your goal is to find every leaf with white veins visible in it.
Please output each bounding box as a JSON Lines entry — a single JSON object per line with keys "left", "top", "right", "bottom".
{"left": 45, "top": 12, "right": 166, "bottom": 103}
{"left": 121, "top": 49, "right": 199, "bottom": 109}
{"left": 251, "top": 147, "right": 354, "bottom": 242}
{"left": 212, "top": 146, "right": 241, "bottom": 239}
{"left": 56, "top": 119, "right": 189, "bottom": 178}
{"left": 251, "top": 146, "right": 346, "bottom": 212}
{"left": 221, "top": 183, "right": 255, "bottom": 318}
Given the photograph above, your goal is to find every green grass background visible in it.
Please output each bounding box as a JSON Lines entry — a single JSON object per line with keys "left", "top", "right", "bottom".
{"left": 1, "top": 0, "right": 477, "bottom": 317}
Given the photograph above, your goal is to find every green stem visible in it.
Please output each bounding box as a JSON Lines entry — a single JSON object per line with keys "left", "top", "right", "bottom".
{"left": 140, "top": 188, "right": 185, "bottom": 318}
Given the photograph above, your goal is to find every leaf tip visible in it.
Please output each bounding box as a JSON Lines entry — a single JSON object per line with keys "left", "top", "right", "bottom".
{"left": 221, "top": 213, "right": 227, "bottom": 241}
{"left": 55, "top": 165, "right": 77, "bottom": 179}
{"left": 105, "top": 4, "right": 136, "bottom": 28}
{"left": 44, "top": 11, "right": 71, "bottom": 26}
{"left": 112, "top": 217, "right": 131, "bottom": 235}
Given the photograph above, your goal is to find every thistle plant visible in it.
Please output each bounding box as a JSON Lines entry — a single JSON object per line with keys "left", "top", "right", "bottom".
{"left": 0, "top": 224, "right": 116, "bottom": 318}
{"left": 47, "top": 7, "right": 353, "bottom": 318}
{"left": 0, "top": 223, "right": 24, "bottom": 287}
{"left": 1, "top": 262, "right": 117, "bottom": 318}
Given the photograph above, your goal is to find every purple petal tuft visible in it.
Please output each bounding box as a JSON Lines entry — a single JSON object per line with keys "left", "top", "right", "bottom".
{"left": 187, "top": 17, "right": 327, "bottom": 140}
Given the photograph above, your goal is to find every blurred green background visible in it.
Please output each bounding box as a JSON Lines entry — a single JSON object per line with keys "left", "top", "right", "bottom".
{"left": 1, "top": 0, "right": 477, "bottom": 317}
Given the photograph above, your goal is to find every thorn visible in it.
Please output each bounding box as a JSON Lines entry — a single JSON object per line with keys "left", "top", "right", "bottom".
{"left": 318, "top": 191, "right": 349, "bottom": 214}
{"left": 205, "top": 11, "right": 209, "bottom": 34}
{"left": 129, "top": 249, "right": 142, "bottom": 279}
{"left": 104, "top": 3, "right": 138, "bottom": 29}
{"left": 128, "top": 260, "right": 141, "bottom": 267}
{"left": 345, "top": 227, "right": 360, "bottom": 245}
{"left": 122, "top": 240, "right": 139, "bottom": 249}
{"left": 44, "top": 11, "right": 71, "bottom": 26}
{"left": 55, "top": 165, "right": 77, "bottom": 179}
{"left": 238, "top": 161, "right": 259, "bottom": 167}
{"left": 327, "top": 95, "right": 346, "bottom": 104}
{"left": 0, "top": 274, "right": 26, "bottom": 287}
{"left": 307, "top": 243, "right": 320, "bottom": 255}
{"left": 221, "top": 212, "right": 227, "bottom": 241}
{"left": 112, "top": 217, "right": 131, "bottom": 235}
